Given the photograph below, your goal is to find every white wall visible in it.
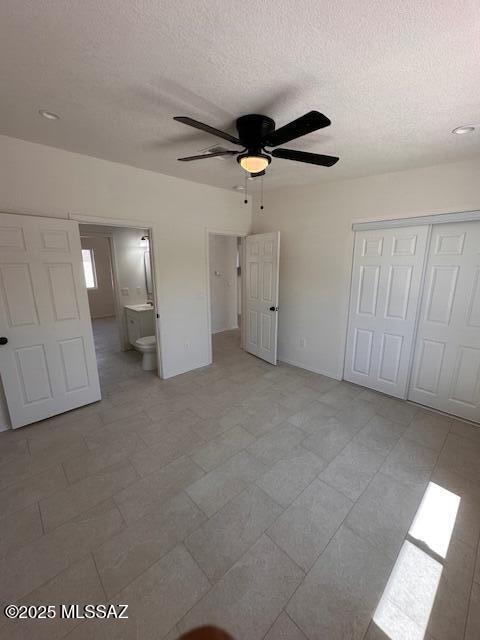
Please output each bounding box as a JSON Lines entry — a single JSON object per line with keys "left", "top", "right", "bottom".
{"left": 209, "top": 234, "right": 238, "bottom": 333}
{"left": 80, "top": 234, "right": 116, "bottom": 319}
{"left": 0, "top": 134, "right": 251, "bottom": 384}
{"left": 252, "top": 157, "right": 480, "bottom": 380}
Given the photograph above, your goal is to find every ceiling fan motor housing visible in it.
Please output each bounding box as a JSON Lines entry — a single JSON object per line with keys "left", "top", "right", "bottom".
{"left": 236, "top": 114, "right": 275, "bottom": 151}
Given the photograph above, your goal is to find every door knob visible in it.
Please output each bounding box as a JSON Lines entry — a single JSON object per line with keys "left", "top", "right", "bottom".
{"left": 0, "top": 337, "right": 8, "bottom": 345}
{"left": 269, "top": 306, "right": 278, "bottom": 312}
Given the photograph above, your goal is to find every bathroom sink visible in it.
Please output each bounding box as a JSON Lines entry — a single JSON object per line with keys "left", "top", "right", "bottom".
{"left": 124, "top": 304, "right": 153, "bottom": 312}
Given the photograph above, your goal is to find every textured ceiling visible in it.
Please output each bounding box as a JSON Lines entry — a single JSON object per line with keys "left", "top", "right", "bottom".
{"left": 1, "top": 1, "right": 479, "bottom": 192}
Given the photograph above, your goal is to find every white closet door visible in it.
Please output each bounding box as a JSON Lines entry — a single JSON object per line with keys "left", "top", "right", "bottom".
{"left": 344, "top": 226, "right": 429, "bottom": 398}
{"left": 0, "top": 212, "right": 101, "bottom": 428}
{"left": 409, "top": 221, "right": 480, "bottom": 421}
{"left": 244, "top": 232, "right": 280, "bottom": 365}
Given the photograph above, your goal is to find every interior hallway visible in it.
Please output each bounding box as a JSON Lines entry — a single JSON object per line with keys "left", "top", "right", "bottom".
{"left": 0, "top": 329, "right": 479, "bottom": 639}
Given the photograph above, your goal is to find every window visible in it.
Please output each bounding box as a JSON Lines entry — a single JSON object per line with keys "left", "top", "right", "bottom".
{"left": 82, "top": 248, "right": 97, "bottom": 289}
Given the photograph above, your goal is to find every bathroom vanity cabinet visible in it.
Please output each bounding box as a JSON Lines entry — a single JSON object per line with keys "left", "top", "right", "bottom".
{"left": 124, "top": 304, "right": 155, "bottom": 346}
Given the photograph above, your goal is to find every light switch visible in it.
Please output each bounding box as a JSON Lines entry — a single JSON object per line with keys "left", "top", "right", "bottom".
{"left": 121, "top": 287, "right": 129, "bottom": 296}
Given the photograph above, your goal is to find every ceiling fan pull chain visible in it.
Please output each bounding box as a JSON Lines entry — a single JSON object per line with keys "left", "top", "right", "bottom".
{"left": 244, "top": 172, "right": 248, "bottom": 205}
{"left": 260, "top": 175, "right": 264, "bottom": 211}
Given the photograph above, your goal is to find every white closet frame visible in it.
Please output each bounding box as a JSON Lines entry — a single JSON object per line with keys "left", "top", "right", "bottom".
{"left": 351, "top": 209, "right": 480, "bottom": 232}
{"left": 346, "top": 209, "right": 480, "bottom": 420}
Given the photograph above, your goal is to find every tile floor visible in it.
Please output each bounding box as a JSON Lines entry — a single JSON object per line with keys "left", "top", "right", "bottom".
{"left": 0, "top": 318, "right": 479, "bottom": 639}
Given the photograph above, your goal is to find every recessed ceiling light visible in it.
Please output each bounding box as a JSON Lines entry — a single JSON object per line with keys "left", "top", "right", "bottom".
{"left": 38, "top": 109, "right": 60, "bottom": 121}
{"left": 233, "top": 185, "right": 245, "bottom": 191}
{"left": 452, "top": 125, "right": 475, "bottom": 135}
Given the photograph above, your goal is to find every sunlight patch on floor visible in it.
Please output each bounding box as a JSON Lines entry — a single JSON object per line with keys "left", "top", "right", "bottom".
{"left": 373, "top": 481, "right": 461, "bottom": 639}
{"left": 409, "top": 482, "right": 460, "bottom": 559}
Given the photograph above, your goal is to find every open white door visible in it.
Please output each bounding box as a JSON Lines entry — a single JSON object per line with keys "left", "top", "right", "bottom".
{"left": 0, "top": 213, "right": 101, "bottom": 428}
{"left": 243, "top": 231, "right": 280, "bottom": 365}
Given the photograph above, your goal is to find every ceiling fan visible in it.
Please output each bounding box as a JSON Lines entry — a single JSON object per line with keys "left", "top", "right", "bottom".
{"left": 173, "top": 111, "right": 339, "bottom": 176}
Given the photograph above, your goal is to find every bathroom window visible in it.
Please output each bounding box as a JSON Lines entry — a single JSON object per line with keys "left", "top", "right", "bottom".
{"left": 81, "top": 248, "right": 97, "bottom": 289}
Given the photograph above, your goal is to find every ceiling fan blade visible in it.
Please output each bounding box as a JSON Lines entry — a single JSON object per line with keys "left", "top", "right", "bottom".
{"left": 263, "top": 111, "right": 331, "bottom": 147}
{"left": 177, "top": 150, "right": 238, "bottom": 161}
{"left": 173, "top": 116, "right": 241, "bottom": 145}
{"left": 272, "top": 148, "right": 339, "bottom": 167}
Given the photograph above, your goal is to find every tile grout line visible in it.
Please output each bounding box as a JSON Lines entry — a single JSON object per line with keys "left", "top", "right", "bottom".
{"left": 37, "top": 499, "right": 46, "bottom": 535}
{"left": 461, "top": 504, "right": 480, "bottom": 639}
{"left": 357, "top": 416, "right": 452, "bottom": 640}
{"left": 278, "top": 409, "right": 426, "bottom": 635}
{"left": 260, "top": 608, "right": 285, "bottom": 639}
{"left": 88, "top": 520, "right": 202, "bottom": 604}
{"left": 90, "top": 550, "right": 108, "bottom": 602}
{"left": 172, "top": 533, "right": 291, "bottom": 636}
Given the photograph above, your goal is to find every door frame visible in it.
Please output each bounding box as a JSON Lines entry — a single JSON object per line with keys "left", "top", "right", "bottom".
{"left": 205, "top": 228, "right": 247, "bottom": 365}
{"left": 343, "top": 209, "right": 480, "bottom": 407}
{"left": 70, "top": 214, "right": 163, "bottom": 378}
{"left": 351, "top": 209, "right": 480, "bottom": 231}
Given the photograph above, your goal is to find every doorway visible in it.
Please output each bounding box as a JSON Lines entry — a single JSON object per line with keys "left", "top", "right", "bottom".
{"left": 206, "top": 230, "right": 281, "bottom": 367}
{"left": 0, "top": 212, "right": 162, "bottom": 429}
{"left": 208, "top": 232, "right": 243, "bottom": 362}
{"left": 79, "top": 222, "right": 160, "bottom": 389}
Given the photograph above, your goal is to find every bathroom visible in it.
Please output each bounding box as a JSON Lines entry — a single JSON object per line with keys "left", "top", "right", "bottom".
{"left": 79, "top": 224, "right": 158, "bottom": 386}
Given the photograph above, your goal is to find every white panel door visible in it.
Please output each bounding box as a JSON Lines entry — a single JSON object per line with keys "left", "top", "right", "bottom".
{"left": 0, "top": 213, "right": 101, "bottom": 428}
{"left": 344, "top": 226, "right": 429, "bottom": 397}
{"left": 244, "top": 232, "right": 280, "bottom": 365}
{"left": 409, "top": 221, "right": 480, "bottom": 421}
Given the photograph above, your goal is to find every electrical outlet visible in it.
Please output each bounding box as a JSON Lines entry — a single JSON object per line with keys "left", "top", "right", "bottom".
{"left": 300, "top": 337, "right": 306, "bottom": 349}
{"left": 184, "top": 342, "right": 190, "bottom": 351}
{"left": 136, "top": 286, "right": 142, "bottom": 294}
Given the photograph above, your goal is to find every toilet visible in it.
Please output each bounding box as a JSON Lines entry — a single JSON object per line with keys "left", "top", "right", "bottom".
{"left": 134, "top": 335, "right": 157, "bottom": 371}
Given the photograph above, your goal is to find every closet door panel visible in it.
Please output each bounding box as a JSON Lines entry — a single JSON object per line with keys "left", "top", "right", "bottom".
{"left": 408, "top": 221, "right": 480, "bottom": 422}
{"left": 344, "top": 226, "right": 429, "bottom": 398}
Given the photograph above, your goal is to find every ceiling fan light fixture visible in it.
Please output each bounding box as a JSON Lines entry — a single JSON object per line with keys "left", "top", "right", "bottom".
{"left": 238, "top": 153, "right": 270, "bottom": 174}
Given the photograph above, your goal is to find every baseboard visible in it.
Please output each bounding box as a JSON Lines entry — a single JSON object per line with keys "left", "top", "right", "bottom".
{"left": 163, "top": 353, "right": 340, "bottom": 381}
{"left": 91, "top": 314, "right": 116, "bottom": 319}
{"left": 0, "top": 423, "right": 10, "bottom": 432}
{"left": 163, "top": 359, "right": 210, "bottom": 379}
{"left": 278, "top": 357, "right": 342, "bottom": 381}
{"left": 212, "top": 325, "right": 238, "bottom": 334}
